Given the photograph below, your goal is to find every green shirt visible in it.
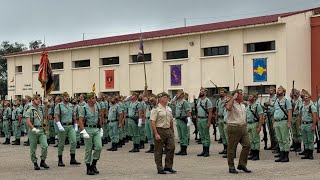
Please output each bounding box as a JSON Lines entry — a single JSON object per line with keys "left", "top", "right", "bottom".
{"left": 3, "top": 107, "right": 12, "bottom": 121}
{"left": 246, "top": 101, "right": 263, "bottom": 123}
{"left": 175, "top": 99, "right": 191, "bottom": 118}
{"left": 79, "top": 103, "right": 99, "bottom": 125}
{"left": 265, "top": 95, "right": 277, "bottom": 113}
{"left": 196, "top": 97, "right": 212, "bottom": 118}
{"left": 55, "top": 102, "right": 74, "bottom": 123}
{"left": 128, "top": 101, "right": 142, "bottom": 118}
{"left": 25, "top": 106, "right": 45, "bottom": 126}
{"left": 108, "top": 103, "right": 122, "bottom": 121}
{"left": 292, "top": 98, "right": 303, "bottom": 115}
{"left": 23, "top": 102, "right": 32, "bottom": 118}
{"left": 12, "top": 107, "right": 22, "bottom": 120}
{"left": 300, "top": 102, "right": 317, "bottom": 122}
{"left": 274, "top": 97, "right": 292, "bottom": 120}
{"left": 216, "top": 97, "right": 226, "bottom": 116}
{"left": 223, "top": 109, "right": 228, "bottom": 123}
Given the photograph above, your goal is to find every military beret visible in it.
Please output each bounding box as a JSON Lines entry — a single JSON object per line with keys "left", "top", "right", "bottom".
{"left": 232, "top": 89, "right": 243, "bottom": 96}
{"left": 219, "top": 88, "right": 227, "bottom": 92}
{"left": 25, "top": 95, "right": 32, "bottom": 101}
{"left": 278, "top": 86, "right": 286, "bottom": 92}
{"left": 157, "top": 92, "right": 170, "bottom": 98}
{"left": 177, "top": 89, "right": 184, "bottom": 94}
{"left": 269, "top": 86, "right": 276, "bottom": 91}
{"left": 132, "top": 92, "right": 139, "bottom": 97}
{"left": 87, "top": 92, "right": 95, "bottom": 99}
{"left": 200, "top": 87, "right": 208, "bottom": 92}
{"left": 62, "top": 92, "right": 69, "bottom": 97}
{"left": 304, "top": 90, "right": 311, "bottom": 97}
{"left": 250, "top": 91, "right": 258, "bottom": 98}
{"left": 32, "top": 94, "right": 41, "bottom": 101}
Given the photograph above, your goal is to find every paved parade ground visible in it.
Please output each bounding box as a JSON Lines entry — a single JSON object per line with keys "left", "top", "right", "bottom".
{"left": 1, "top": 125, "right": 320, "bottom": 180}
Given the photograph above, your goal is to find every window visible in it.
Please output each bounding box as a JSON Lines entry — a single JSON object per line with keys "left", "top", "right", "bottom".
{"left": 101, "top": 57, "right": 119, "bottom": 65}
{"left": 131, "top": 53, "right": 152, "bottom": 63}
{"left": 247, "top": 85, "right": 276, "bottom": 95}
{"left": 246, "top": 41, "right": 275, "bottom": 53}
{"left": 203, "top": 46, "right": 229, "bottom": 56}
{"left": 53, "top": 74, "right": 60, "bottom": 91}
{"left": 51, "top": 62, "right": 64, "bottom": 70}
{"left": 15, "top": 66, "right": 22, "bottom": 73}
{"left": 73, "top": 59, "right": 90, "bottom": 68}
{"left": 33, "top": 64, "right": 40, "bottom": 71}
{"left": 166, "top": 50, "right": 188, "bottom": 60}
{"left": 104, "top": 91, "right": 120, "bottom": 97}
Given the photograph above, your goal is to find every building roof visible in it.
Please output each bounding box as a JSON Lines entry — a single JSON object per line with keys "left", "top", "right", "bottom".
{"left": 7, "top": 7, "right": 319, "bottom": 57}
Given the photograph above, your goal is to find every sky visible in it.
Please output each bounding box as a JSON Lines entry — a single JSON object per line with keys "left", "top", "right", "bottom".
{"left": 1, "top": 0, "right": 320, "bottom": 48}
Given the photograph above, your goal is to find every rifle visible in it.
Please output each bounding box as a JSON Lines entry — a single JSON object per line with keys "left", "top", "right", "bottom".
{"left": 259, "top": 84, "right": 268, "bottom": 149}
{"left": 192, "top": 96, "right": 199, "bottom": 140}
{"left": 209, "top": 80, "right": 218, "bottom": 141}
{"left": 291, "top": 81, "right": 297, "bottom": 155}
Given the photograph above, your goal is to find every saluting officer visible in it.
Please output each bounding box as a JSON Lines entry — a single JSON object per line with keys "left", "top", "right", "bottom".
{"left": 25, "top": 94, "right": 50, "bottom": 170}
{"left": 78, "top": 92, "right": 103, "bottom": 175}
{"left": 54, "top": 92, "right": 80, "bottom": 167}
{"left": 298, "top": 91, "right": 317, "bottom": 159}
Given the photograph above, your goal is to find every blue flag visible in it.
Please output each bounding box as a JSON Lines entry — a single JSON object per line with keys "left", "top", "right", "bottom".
{"left": 253, "top": 58, "right": 267, "bottom": 82}
{"left": 137, "top": 36, "right": 144, "bottom": 61}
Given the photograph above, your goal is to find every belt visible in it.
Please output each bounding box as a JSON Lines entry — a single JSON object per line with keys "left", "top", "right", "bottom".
{"left": 274, "top": 118, "right": 288, "bottom": 122}
{"left": 247, "top": 121, "right": 258, "bottom": 124}
{"left": 218, "top": 115, "right": 224, "bottom": 118}
{"left": 109, "top": 120, "right": 118, "bottom": 122}
{"left": 224, "top": 122, "right": 227, "bottom": 124}
{"left": 62, "top": 123, "right": 73, "bottom": 126}
{"left": 33, "top": 125, "right": 44, "bottom": 128}
{"left": 302, "top": 121, "right": 313, "bottom": 124}
{"left": 228, "top": 123, "right": 246, "bottom": 127}
{"left": 198, "top": 116, "right": 207, "bottom": 118}
{"left": 84, "top": 124, "right": 98, "bottom": 128}
{"left": 292, "top": 114, "right": 298, "bottom": 118}
{"left": 176, "top": 117, "right": 186, "bottom": 120}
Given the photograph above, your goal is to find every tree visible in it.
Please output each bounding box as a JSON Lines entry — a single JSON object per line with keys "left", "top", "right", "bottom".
{"left": 29, "top": 40, "right": 45, "bottom": 50}
{"left": 0, "top": 41, "right": 27, "bottom": 98}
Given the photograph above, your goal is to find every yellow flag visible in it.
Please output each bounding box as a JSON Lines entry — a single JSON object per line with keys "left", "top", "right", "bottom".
{"left": 92, "top": 83, "right": 95, "bottom": 92}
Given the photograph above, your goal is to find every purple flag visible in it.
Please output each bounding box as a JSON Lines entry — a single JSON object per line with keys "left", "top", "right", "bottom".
{"left": 137, "top": 36, "right": 144, "bottom": 61}
{"left": 171, "top": 65, "right": 181, "bottom": 86}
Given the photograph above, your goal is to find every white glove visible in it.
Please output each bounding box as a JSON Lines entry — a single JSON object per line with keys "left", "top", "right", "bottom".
{"left": 187, "top": 117, "right": 192, "bottom": 127}
{"left": 138, "top": 118, "right": 142, "bottom": 127}
{"left": 80, "top": 129, "right": 90, "bottom": 139}
{"left": 32, "top": 128, "right": 40, "bottom": 134}
{"left": 99, "top": 128, "right": 103, "bottom": 137}
{"left": 74, "top": 123, "right": 79, "bottom": 132}
{"left": 56, "top": 122, "right": 65, "bottom": 131}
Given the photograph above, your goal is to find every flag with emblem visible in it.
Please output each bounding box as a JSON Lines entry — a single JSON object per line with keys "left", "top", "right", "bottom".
{"left": 253, "top": 58, "right": 267, "bottom": 82}
{"left": 38, "top": 52, "right": 55, "bottom": 95}
{"left": 105, "top": 70, "right": 114, "bottom": 89}
{"left": 137, "top": 36, "right": 144, "bottom": 62}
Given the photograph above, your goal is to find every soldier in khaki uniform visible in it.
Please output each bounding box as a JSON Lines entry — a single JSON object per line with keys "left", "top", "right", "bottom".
{"left": 151, "top": 92, "right": 176, "bottom": 175}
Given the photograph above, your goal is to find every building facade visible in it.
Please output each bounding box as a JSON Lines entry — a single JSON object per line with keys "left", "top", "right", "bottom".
{"left": 6, "top": 8, "right": 320, "bottom": 100}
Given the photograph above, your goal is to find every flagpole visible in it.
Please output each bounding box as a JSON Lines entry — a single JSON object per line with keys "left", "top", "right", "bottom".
{"left": 233, "top": 56, "right": 236, "bottom": 90}
{"left": 140, "top": 30, "right": 147, "bottom": 88}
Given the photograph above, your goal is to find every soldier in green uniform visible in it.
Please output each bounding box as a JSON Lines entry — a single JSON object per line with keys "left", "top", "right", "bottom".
{"left": 116, "top": 96, "right": 126, "bottom": 148}
{"left": 2, "top": 101, "right": 12, "bottom": 144}
{"left": 145, "top": 95, "right": 157, "bottom": 153}
{"left": 102, "top": 96, "right": 110, "bottom": 144}
{"left": 196, "top": 88, "right": 213, "bottom": 157}
{"left": 139, "top": 95, "right": 147, "bottom": 149}
{"left": 0, "top": 101, "right": 3, "bottom": 137}
{"left": 298, "top": 91, "right": 317, "bottom": 159}
{"left": 54, "top": 92, "right": 80, "bottom": 167}
{"left": 127, "top": 92, "right": 143, "bottom": 153}
{"left": 78, "top": 92, "right": 103, "bottom": 175}
{"left": 173, "top": 90, "right": 192, "bottom": 156}
{"left": 71, "top": 97, "right": 80, "bottom": 148}
{"left": 106, "top": 96, "right": 123, "bottom": 151}
{"left": 77, "top": 94, "right": 87, "bottom": 146}
{"left": 97, "top": 93, "right": 106, "bottom": 145}
{"left": 11, "top": 100, "right": 23, "bottom": 145}
{"left": 22, "top": 96, "right": 33, "bottom": 146}
{"left": 53, "top": 95, "right": 62, "bottom": 147}
{"left": 246, "top": 92, "right": 264, "bottom": 161}
{"left": 290, "top": 89, "right": 302, "bottom": 152}
{"left": 25, "top": 94, "right": 50, "bottom": 170}
{"left": 264, "top": 86, "right": 277, "bottom": 151}
{"left": 216, "top": 88, "right": 227, "bottom": 155}
{"left": 273, "top": 86, "right": 292, "bottom": 162}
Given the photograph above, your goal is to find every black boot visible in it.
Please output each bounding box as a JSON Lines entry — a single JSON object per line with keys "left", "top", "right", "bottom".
{"left": 86, "top": 163, "right": 95, "bottom": 175}
{"left": 24, "top": 139, "right": 30, "bottom": 146}
{"left": 309, "top": 150, "right": 314, "bottom": 160}
{"left": 50, "top": 137, "right": 55, "bottom": 144}
{"left": 219, "top": 144, "right": 227, "bottom": 154}
{"left": 12, "top": 139, "right": 20, "bottom": 145}
{"left": 80, "top": 138, "right": 85, "bottom": 145}
{"left": 197, "top": 146, "right": 205, "bottom": 156}
{"left": 40, "top": 160, "right": 50, "bottom": 169}
{"left": 197, "top": 138, "right": 202, "bottom": 144}
{"left": 146, "top": 144, "right": 154, "bottom": 153}
{"left": 122, "top": 139, "right": 125, "bottom": 145}
{"left": 290, "top": 141, "right": 295, "bottom": 151}
{"left": 34, "top": 162, "right": 40, "bottom": 170}
{"left": 248, "top": 150, "right": 254, "bottom": 160}
{"left": 76, "top": 142, "right": 80, "bottom": 149}
{"left": 3, "top": 138, "right": 9, "bottom": 145}
{"left": 70, "top": 154, "right": 81, "bottom": 165}
{"left": 181, "top": 145, "right": 187, "bottom": 156}
{"left": 129, "top": 144, "right": 139, "bottom": 152}
{"left": 295, "top": 142, "right": 301, "bottom": 152}
{"left": 107, "top": 143, "right": 114, "bottom": 151}
{"left": 301, "top": 149, "right": 310, "bottom": 159}
{"left": 280, "top": 151, "right": 289, "bottom": 162}
{"left": 139, "top": 140, "right": 145, "bottom": 149}
{"left": 58, "top": 155, "right": 65, "bottom": 167}
{"left": 91, "top": 160, "right": 99, "bottom": 174}
{"left": 112, "top": 143, "right": 118, "bottom": 151}
{"left": 299, "top": 145, "right": 306, "bottom": 155}
{"left": 175, "top": 145, "right": 183, "bottom": 155}
{"left": 275, "top": 151, "right": 283, "bottom": 162}
{"left": 204, "top": 147, "right": 210, "bottom": 157}
{"left": 117, "top": 140, "right": 123, "bottom": 148}
{"left": 252, "top": 150, "right": 260, "bottom": 161}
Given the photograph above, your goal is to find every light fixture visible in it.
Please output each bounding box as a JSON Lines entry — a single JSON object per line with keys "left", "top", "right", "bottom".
{"left": 189, "top": 41, "right": 194, "bottom": 46}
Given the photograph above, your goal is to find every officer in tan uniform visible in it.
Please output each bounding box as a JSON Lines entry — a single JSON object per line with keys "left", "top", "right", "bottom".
{"left": 151, "top": 92, "right": 176, "bottom": 175}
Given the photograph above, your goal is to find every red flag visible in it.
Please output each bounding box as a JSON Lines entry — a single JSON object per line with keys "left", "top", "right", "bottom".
{"left": 38, "top": 52, "right": 55, "bottom": 95}
{"left": 105, "top": 70, "right": 114, "bottom": 89}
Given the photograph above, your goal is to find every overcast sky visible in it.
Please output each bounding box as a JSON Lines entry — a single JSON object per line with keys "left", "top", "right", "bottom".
{"left": 1, "top": 0, "right": 320, "bottom": 48}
